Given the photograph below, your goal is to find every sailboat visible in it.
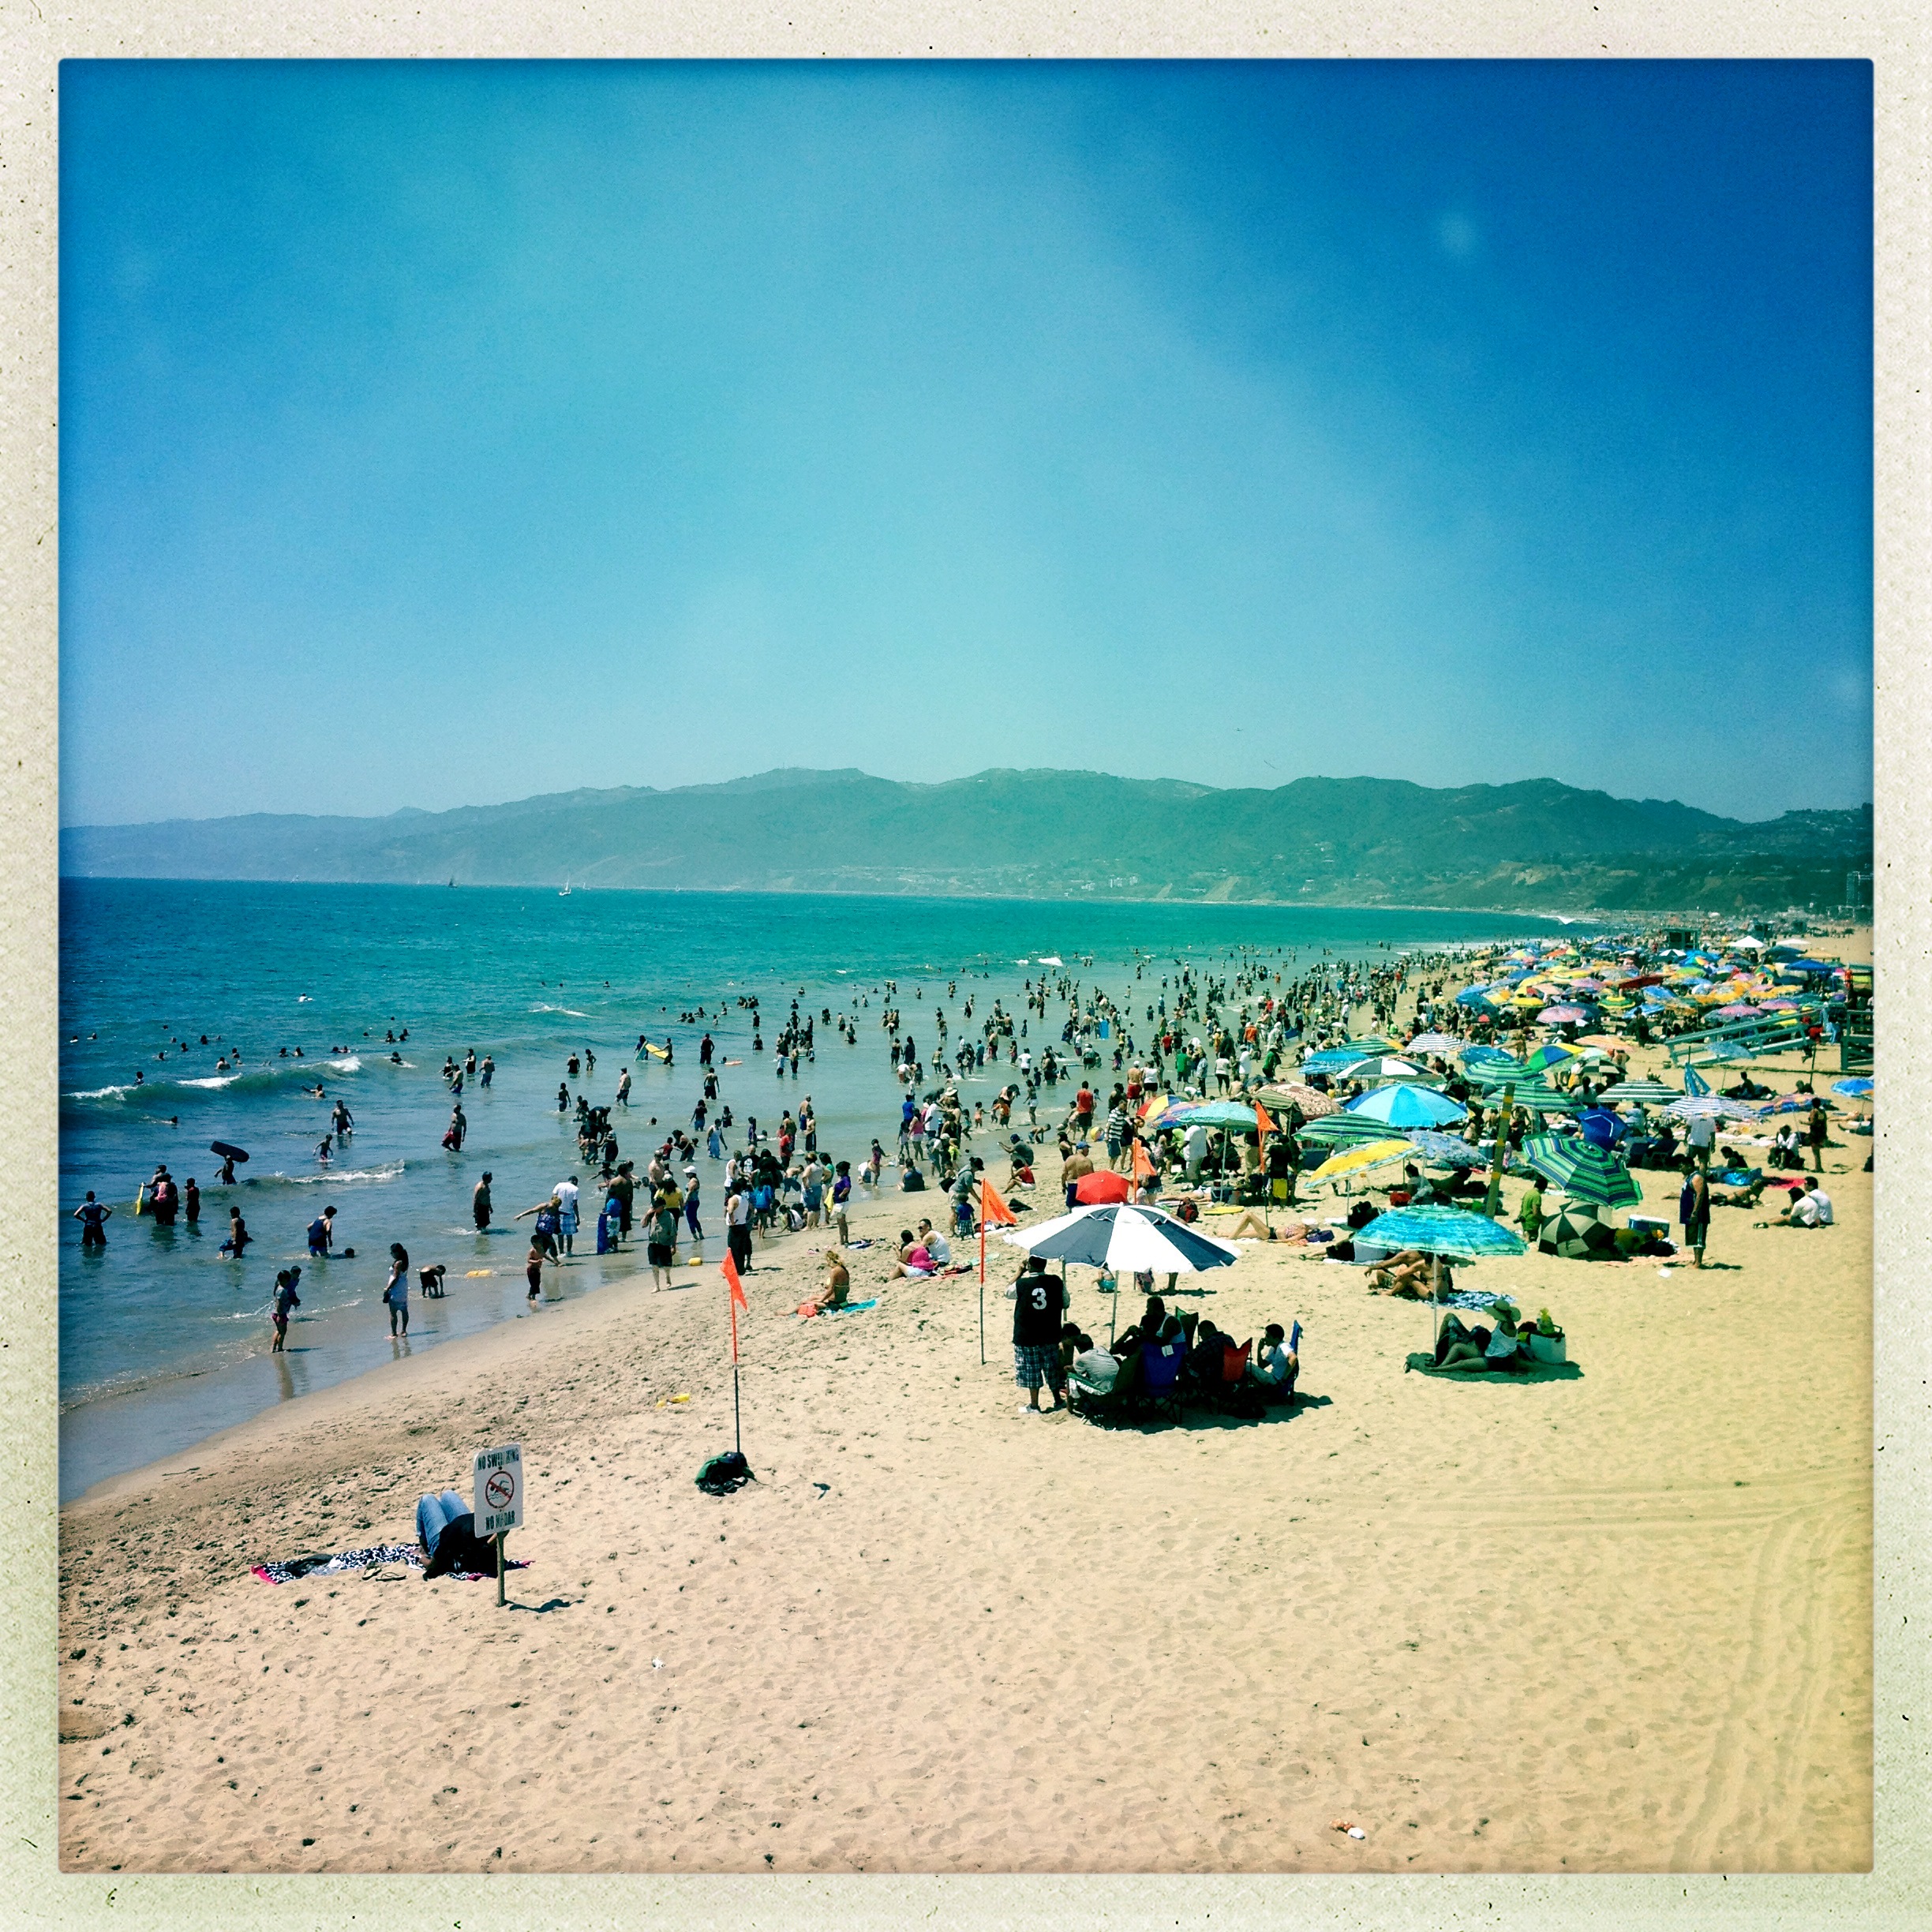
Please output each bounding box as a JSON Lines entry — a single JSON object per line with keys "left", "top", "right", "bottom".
{"left": 559, "top": 879, "right": 572, "bottom": 897}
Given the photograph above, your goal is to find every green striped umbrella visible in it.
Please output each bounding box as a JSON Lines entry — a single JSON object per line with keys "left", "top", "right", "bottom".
{"left": 1519, "top": 1134, "right": 1642, "bottom": 1208}
{"left": 1468, "top": 1077, "right": 1582, "bottom": 1115}
{"left": 1295, "top": 1112, "right": 1416, "bottom": 1149}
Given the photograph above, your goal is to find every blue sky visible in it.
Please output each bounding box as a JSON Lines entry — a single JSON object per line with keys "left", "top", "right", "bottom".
{"left": 60, "top": 60, "right": 1872, "bottom": 826}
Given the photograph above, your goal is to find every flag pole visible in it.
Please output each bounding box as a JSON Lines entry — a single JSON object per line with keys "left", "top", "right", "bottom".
{"left": 978, "top": 1215, "right": 986, "bottom": 1366}
{"left": 730, "top": 1291, "right": 742, "bottom": 1459}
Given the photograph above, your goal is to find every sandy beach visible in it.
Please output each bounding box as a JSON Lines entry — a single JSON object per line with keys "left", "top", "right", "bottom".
{"left": 56, "top": 1013, "right": 1873, "bottom": 1875}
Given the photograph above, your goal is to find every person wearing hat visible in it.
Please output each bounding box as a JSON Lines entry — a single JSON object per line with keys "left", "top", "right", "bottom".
{"left": 683, "top": 1164, "right": 703, "bottom": 1243}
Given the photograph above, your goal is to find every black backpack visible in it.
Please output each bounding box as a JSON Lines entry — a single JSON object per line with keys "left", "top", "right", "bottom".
{"left": 695, "top": 1451, "right": 755, "bottom": 1496}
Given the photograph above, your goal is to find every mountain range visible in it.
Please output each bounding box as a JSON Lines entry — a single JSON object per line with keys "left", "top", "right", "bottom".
{"left": 59, "top": 768, "right": 1874, "bottom": 915}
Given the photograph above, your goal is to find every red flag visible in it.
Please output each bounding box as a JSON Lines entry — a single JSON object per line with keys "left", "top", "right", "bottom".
{"left": 1253, "top": 1101, "right": 1277, "bottom": 1136}
{"left": 721, "top": 1252, "right": 747, "bottom": 1365}
{"left": 979, "top": 1177, "right": 1017, "bottom": 1227}
{"left": 1131, "top": 1138, "right": 1155, "bottom": 1181}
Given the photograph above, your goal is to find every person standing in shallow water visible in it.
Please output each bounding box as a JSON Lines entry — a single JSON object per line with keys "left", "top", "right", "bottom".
{"left": 271, "top": 1267, "right": 301, "bottom": 1351}
{"left": 73, "top": 1192, "right": 112, "bottom": 1247}
{"left": 384, "top": 1243, "right": 410, "bottom": 1335}
{"left": 473, "top": 1171, "right": 493, "bottom": 1230}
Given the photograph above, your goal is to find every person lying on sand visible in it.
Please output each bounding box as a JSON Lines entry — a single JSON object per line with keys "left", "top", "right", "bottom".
{"left": 1222, "top": 1208, "right": 1270, "bottom": 1239}
{"left": 1365, "top": 1249, "right": 1444, "bottom": 1297}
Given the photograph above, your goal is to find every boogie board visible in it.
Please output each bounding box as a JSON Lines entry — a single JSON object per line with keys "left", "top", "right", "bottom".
{"left": 135, "top": 1184, "right": 149, "bottom": 1215}
{"left": 645, "top": 1043, "right": 671, "bottom": 1061}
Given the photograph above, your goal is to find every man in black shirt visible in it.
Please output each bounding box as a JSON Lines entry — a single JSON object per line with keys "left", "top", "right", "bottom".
{"left": 1005, "top": 1252, "right": 1068, "bottom": 1415}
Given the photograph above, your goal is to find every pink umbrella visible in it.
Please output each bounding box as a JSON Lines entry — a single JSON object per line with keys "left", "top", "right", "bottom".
{"left": 1713, "top": 1002, "right": 1760, "bottom": 1020}
{"left": 1538, "top": 1005, "right": 1589, "bottom": 1024}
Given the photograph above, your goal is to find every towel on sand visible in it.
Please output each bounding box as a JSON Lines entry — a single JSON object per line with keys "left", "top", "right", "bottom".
{"left": 253, "top": 1545, "right": 530, "bottom": 1585}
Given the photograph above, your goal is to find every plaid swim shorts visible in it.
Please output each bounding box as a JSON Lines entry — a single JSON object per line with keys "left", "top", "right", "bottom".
{"left": 1013, "top": 1342, "right": 1062, "bottom": 1391}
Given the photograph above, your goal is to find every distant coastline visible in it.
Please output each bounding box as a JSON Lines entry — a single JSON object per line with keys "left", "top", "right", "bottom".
{"left": 59, "top": 766, "right": 1874, "bottom": 918}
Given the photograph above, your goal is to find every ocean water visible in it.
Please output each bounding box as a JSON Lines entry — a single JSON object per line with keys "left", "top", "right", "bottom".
{"left": 58, "top": 880, "right": 1586, "bottom": 1498}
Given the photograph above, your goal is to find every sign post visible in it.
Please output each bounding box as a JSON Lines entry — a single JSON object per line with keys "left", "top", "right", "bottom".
{"left": 473, "top": 1443, "right": 524, "bottom": 1608}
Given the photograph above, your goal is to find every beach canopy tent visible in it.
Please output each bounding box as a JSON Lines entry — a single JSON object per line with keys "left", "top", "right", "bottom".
{"left": 1519, "top": 1135, "right": 1642, "bottom": 1209}
{"left": 1001, "top": 1203, "right": 1239, "bottom": 1275}
{"left": 1342, "top": 1083, "right": 1469, "bottom": 1129}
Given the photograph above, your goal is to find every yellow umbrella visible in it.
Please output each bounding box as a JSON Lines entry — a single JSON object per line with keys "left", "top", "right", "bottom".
{"left": 1310, "top": 1136, "right": 1413, "bottom": 1181}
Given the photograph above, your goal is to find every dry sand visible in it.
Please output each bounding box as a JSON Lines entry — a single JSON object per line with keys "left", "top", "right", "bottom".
{"left": 56, "top": 1025, "right": 1872, "bottom": 1875}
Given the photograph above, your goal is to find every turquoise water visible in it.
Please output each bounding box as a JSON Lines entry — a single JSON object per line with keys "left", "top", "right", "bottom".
{"left": 58, "top": 880, "right": 1587, "bottom": 1498}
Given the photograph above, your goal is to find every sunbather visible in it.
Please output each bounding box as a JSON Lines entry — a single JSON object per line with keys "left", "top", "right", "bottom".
{"left": 1429, "top": 1308, "right": 1523, "bottom": 1372}
{"left": 1365, "top": 1249, "right": 1449, "bottom": 1298}
{"left": 813, "top": 1250, "right": 852, "bottom": 1312}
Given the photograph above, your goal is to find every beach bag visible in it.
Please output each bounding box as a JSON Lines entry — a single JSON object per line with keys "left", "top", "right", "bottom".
{"left": 695, "top": 1451, "right": 755, "bottom": 1496}
{"left": 1174, "top": 1198, "right": 1200, "bottom": 1223}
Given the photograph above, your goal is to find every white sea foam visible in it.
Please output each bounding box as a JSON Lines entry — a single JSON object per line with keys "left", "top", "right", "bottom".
{"left": 530, "top": 1004, "right": 589, "bottom": 1017}
{"left": 257, "top": 1162, "right": 406, "bottom": 1187}
{"left": 327, "top": 1056, "right": 362, "bottom": 1073}
{"left": 179, "top": 1074, "right": 242, "bottom": 1089}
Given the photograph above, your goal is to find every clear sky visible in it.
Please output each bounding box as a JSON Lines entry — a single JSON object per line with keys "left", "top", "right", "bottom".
{"left": 60, "top": 59, "right": 1872, "bottom": 827}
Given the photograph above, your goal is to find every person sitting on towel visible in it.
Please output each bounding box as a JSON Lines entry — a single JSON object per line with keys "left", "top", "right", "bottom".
{"left": 813, "top": 1250, "right": 852, "bottom": 1312}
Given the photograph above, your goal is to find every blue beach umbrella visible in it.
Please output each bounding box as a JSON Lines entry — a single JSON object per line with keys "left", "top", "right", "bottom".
{"left": 1831, "top": 1077, "right": 1874, "bottom": 1099}
{"left": 1343, "top": 1084, "right": 1469, "bottom": 1129}
{"left": 1404, "top": 1131, "right": 1487, "bottom": 1167}
{"left": 1354, "top": 1205, "right": 1527, "bottom": 1260}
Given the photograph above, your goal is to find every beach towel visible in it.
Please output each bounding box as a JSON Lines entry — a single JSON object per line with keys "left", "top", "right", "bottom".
{"left": 252, "top": 1545, "right": 530, "bottom": 1585}
{"left": 795, "top": 1297, "right": 880, "bottom": 1320}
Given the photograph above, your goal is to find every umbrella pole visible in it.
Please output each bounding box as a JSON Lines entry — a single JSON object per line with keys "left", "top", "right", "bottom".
{"left": 1481, "top": 1084, "right": 1515, "bottom": 1219}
